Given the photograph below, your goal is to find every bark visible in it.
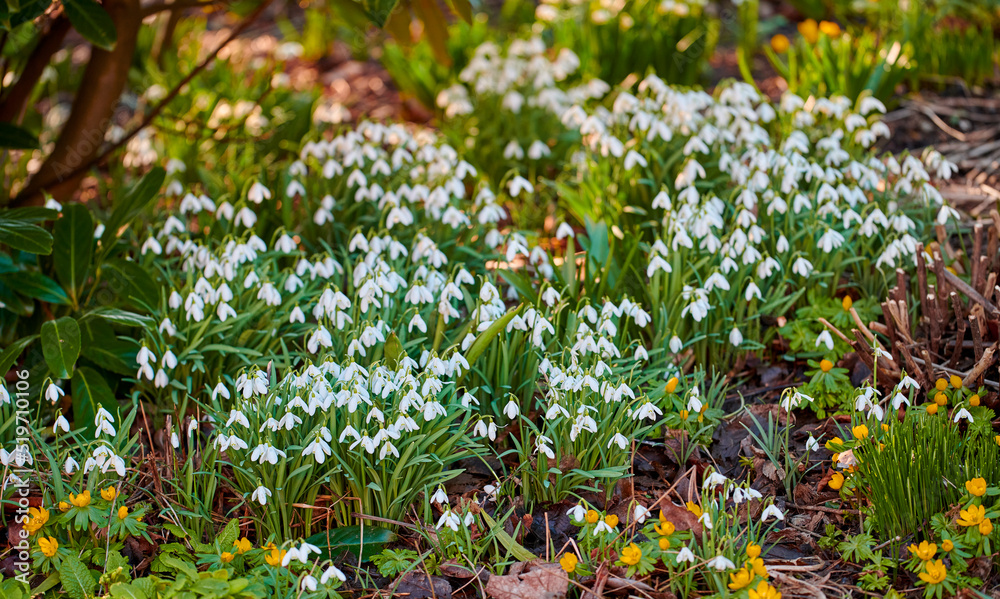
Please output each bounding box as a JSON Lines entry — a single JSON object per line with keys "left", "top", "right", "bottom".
{"left": 0, "top": 15, "right": 71, "bottom": 125}
{"left": 13, "top": 0, "right": 142, "bottom": 206}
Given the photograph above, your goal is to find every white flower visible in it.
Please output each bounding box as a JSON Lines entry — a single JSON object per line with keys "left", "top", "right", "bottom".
{"left": 567, "top": 504, "right": 587, "bottom": 522}
{"left": 53, "top": 415, "right": 70, "bottom": 434}
{"left": 676, "top": 546, "right": 696, "bottom": 564}
{"left": 503, "top": 399, "right": 520, "bottom": 419}
{"left": 431, "top": 488, "right": 449, "bottom": 505}
{"left": 669, "top": 335, "right": 683, "bottom": 353}
{"left": 301, "top": 576, "right": 318, "bottom": 591}
{"left": 321, "top": 565, "right": 347, "bottom": 584}
{"left": 633, "top": 505, "right": 651, "bottom": 524}
{"left": 64, "top": 456, "right": 79, "bottom": 474}
{"left": 806, "top": 435, "right": 820, "bottom": 452}
{"left": 706, "top": 555, "right": 735, "bottom": 571}
{"left": 251, "top": 485, "right": 272, "bottom": 505}
{"left": 816, "top": 330, "right": 834, "bottom": 350}
{"left": 953, "top": 408, "right": 974, "bottom": 423}
{"left": 729, "top": 327, "right": 743, "bottom": 347}
{"left": 761, "top": 504, "right": 785, "bottom": 522}
{"left": 608, "top": 432, "right": 628, "bottom": 450}
{"left": 556, "top": 222, "right": 575, "bottom": 239}
{"left": 45, "top": 383, "right": 64, "bottom": 403}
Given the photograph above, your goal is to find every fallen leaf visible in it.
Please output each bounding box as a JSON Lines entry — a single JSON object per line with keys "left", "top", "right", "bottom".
{"left": 394, "top": 571, "right": 453, "bottom": 599}
{"left": 486, "top": 560, "right": 568, "bottom": 599}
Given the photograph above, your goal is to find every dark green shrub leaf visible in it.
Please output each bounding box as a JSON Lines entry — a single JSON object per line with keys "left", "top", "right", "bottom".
{"left": 41, "top": 316, "right": 81, "bottom": 378}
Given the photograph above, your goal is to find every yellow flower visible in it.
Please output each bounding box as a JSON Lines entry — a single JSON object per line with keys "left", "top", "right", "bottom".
{"left": 655, "top": 519, "right": 675, "bottom": 536}
{"left": 935, "top": 379, "right": 948, "bottom": 392}
{"left": 686, "top": 501, "right": 703, "bottom": 518}
{"left": 559, "top": 552, "right": 578, "bottom": 573}
{"left": 729, "top": 567, "right": 754, "bottom": 590}
{"left": 585, "top": 509, "right": 600, "bottom": 524}
{"left": 820, "top": 359, "right": 833, "bottom": 373}
{"left": 852, "top": 425, "right": 869, "bottom": 440}
{"left": 101, "top": 486, "right": 117, "bottom": 502}
{"left": 265, "top": 548, "right": 287, "bottom": 567}
{"left": 118, "top": 506, "right": 129, "bottom": 520}
{"left": 25, "top": 507, "right": 49, "bottom": 535}
{"left": 934, "top": 392, "right": 947, "bottom": 406}
{"left": 908, "top": 540, "right": 936, "bottom": 561}
{"left": 620, "top": 543, "right": 642, "bottom": 566}
{"left": 828, "top": 472, "right": 845, "bottom": 490}
{"left": 958, "top": 504, "right": 985, "bottom": 527}
{"left": 748, "top": 557, "right": 768, "bottom": 578}
{"left": 881, "top": 423, "right": 889, "bottom": 432}
{"left": 970, "top": 394, "right": 980, "bottom": 407}
{"left": 666, "top": 377, "right": 679, "bottom": 393}
{"left": 604, "top": 514, "right": 619, "bottom": 528}
{"left": 770, "top": 34, "right": 790, "bottom": 53}
{"left": 746, "top": 543, "right": 761, "bottom": 560}
{"left": 818, "top": 20, "right": 841, "bottom": 37}
{"left": 39, "top": 536, "right": 59, "bottom": 558}
{"left": 749, "top": 581, "right": 782, "bottom": 599}
{"left": 825, "top": 437, "right": 843, "bottom": 451}
{"left": 927, "top": 404, "right": 939, "bottom": 415}
{"left": 996, "top": 435, "right": 1000, "bottom": 446}
{"left": 966, "top": 477, "right": 987, "bottom": 497}
{"left": 58, "top": 501, "right": 70, "bottom": 512}
{"left": 69, "top": 491, "right": 91, "bottom": 508}
{"left": 679, "top": 409, "right": 689, "bottom": 420}
{"left": 950, "top": 375, "right": 963, "bottom": 389}
{"left": 658, "top": 537, "right": 671, "bottom": 550}
{"left": 980, "top": 519, "right": 993, "bottom": 536}
{"left": 220, "top": 551, "right": 234, "bottom": 563}
{"left": 919, "top": 560, "right": 947, "bottom": 585}
{"left": 841, "top": 295, "right": 853, "bottom": 311}
{"left": 234, "top": 537, "right": 253, "bottom": 554}
{"left": 941, "top": 539, "right": 954, "bottom": 552}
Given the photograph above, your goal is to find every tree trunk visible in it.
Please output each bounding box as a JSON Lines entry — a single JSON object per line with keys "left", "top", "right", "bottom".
{"left": 0, "top": 15, "right": 71, "bottom": 125}
{"left": 13, "top": 0, "right": 142, "bottom": 206}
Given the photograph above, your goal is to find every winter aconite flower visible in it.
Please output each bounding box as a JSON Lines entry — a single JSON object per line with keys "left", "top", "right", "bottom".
{"left": 39, "top": 536, "right": 58, "bottom": 558}
{"left": 941, "top": 539, "right": 954, "bottom": 552}
{"left": 965, "top": 477, "right": 986, "bottom": 497}
{"left": 118, "top": 506, "right": 129, "bottom": 520}
{"left": 220, "top": 552, "right": 234, "bottom": 563}
{"left": 908, "top": 541, "right": 936, "bottom": 561}
{"left": 729, "top": 567, "right": 754, "bottom": 590}
{"left": 585, "top": 509, "right": 600, "bottom": 524}
{"left": 559, "top": 552, "right": 578, "bottom": 573}
{"left": 101, "top": 486, "right": 117, "bottom": 501}
{"left": 957, "top": 504, "right": 985, "bottom": 527}
{"left": 828, "top": 472, "right": 845, "bottom": 490}
{"left": 265, "top": 547, "right": 287, "bottom": 567}
{"left": 919, "top": 560, "right": 947, "bottom": 585}
{"left": 234, "top": 537, "right": 252, "bottom": 554}
{"left": 770, "top": 35, "right": 790, "bottom": 53}
{"left": 25, "top": 507, "right": 49, "bottom": 534}
{"left": 619, "top": 543, "right": 642, "bottom": 566}
{"left": 70, "top": 491, "right": 91, "bottom": 508}
{"left": 749, "top": 581, "right": 782, "bottom": 599}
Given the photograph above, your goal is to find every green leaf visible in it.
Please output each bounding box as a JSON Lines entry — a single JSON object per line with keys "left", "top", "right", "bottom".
{"left": 384, "top": 331, "right": 404, "bottom": 370}
{"left": 464, "top": 303, "right": 524, "bottom": 367}
{"left": 3, "top": 207, "right": 59, "bottom": 224}
{"left": 0, "top": 220, "right": 53, "bottom": 254}
{"left": 480, "top": 510, "right": 536, "bottom": 562}
{"left": 0, "top": 122, "right": 39, "bottom": 149}
{"left": 72, "top": 367, "right": 117, "bottom": 435}
{"left": 360, "top": 0, "right": 400, "bottom": 27}
{"left": 100, "top": 167, "right": 164, "bottom": 255}
{"left": 58, "top": 554, "right": 97, "bottom": 599}
{"left": 102, "top": 259, "right": 160, "bottom": 310}
{"left": 53, "top": 204, "right": 94, "bottom": 303}
{"left": 109, "top": 582, "right": 148, "bottom": 599}
{"left": 84, "top": 307, "right": 153, "bottom": 329}
{"left": 63, "top": 0, "right": 116, "bottom": 50}
{"left": 217, "top": 518, "right": 240, "bottom": 551}
{"left": 79, "top": 320, "right": 134, "bottom": 375}
{"left": 304, "top": 526, "right": 397, "bottom": 562}
{"left": 0, "top": 270, "right": 70, "bottom": 304}
{"left": 0, "top": 334, "right": 36, "bottom": 377}
{"left": 41, "top": 317, "right": 81, "bottom": 379}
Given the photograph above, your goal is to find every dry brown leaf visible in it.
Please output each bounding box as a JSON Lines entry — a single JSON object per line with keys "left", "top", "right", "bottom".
{"left": 485, "top": 560, "right": 569, "bottom": 599}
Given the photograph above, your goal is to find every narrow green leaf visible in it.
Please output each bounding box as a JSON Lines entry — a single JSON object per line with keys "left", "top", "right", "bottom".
{"left": 72, "top": 366, "right": 117, "bottom": 437}
{"left": 304, "top": 526, "right": 396, "bottom": 562}
{"left": 0, "top": 334, "right": 37, "bottom": 377}
{"left": 480, "top": 510, "right": 536, "bottom": 562}
{"left": 100, "top": 167, "right": 165, "bottom": 254}
{"left": 0, "top": 271, "right": 70, "bottom": 304}
{"left": 41, "top": 317, "right": 81, "bottom": 379}
{"left": 384, "top": 331, "right": 404, "bottom": 370}
{"left": 464, "top": 303, "right": 524, "bottom": 367}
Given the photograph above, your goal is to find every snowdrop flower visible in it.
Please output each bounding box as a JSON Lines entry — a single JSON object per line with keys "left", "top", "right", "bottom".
{"left": 301, "top": 576, "right": 318, "bottom": 592}
{"left": 729, "top": 327, "right": 743, "bottom": 347}
{"left": 431, "top": 488, "right": 449, "bottom": 505}
{"left": 633, "top": 505, "right": 651, "bottom": 524}
{"left": 707, "top": 555, "right": 735, "bottom": 571}
{"left": 608, "top": 432, "right": 629, "bottom": 450}
{"left": 669, "top": 336, "right": 683, "bottom": 353}
{"left": 507, "top": 175, "right": 533, "bottom": 196}
{"left": 247, "top": 181, "right": 272, "bottom": 204}
{"left": 806, "top": 436, "right": 820, "bottom": 452}
{"left": 45, "top": 383, "right": 64, "bottom": 404}
{"left": 251, "top": 485, "right": 272, "bottom": 505}
{"left": 567, "top": 505, "right": 588, "bottom": 523}
{"left": 899, "top": 374, "right": 920, "bottom": 390}
{"left": 702, "top": 471, "right": 728, "bottom": 489}
{"left": 321, "top": 565, "right": 347, "bottom": 584}
{"left": 593, "top": 519, "right": 615, "bottom": 535}
{"left": 953, "top": 408, "right": 974, "bottom": 423}
{"left": 816, "top": 330, "right": 834, "bottom": 351}
{"left": 873, "top": 346, "right": 893, "bottom": 361}
{"left": 676, "top": 546, "right": 696, "bottom": 564}
{"left": 64, "top": 456, "right": 79, "bottom": 474}
{"left": 761, "top": 504, "right": 785, "bottom": 522}
{"left": 503, "top": 399, "right": 520, "bottom": 419}
{"left": 53, "top": 414, "right": 70, "bottom": 434}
